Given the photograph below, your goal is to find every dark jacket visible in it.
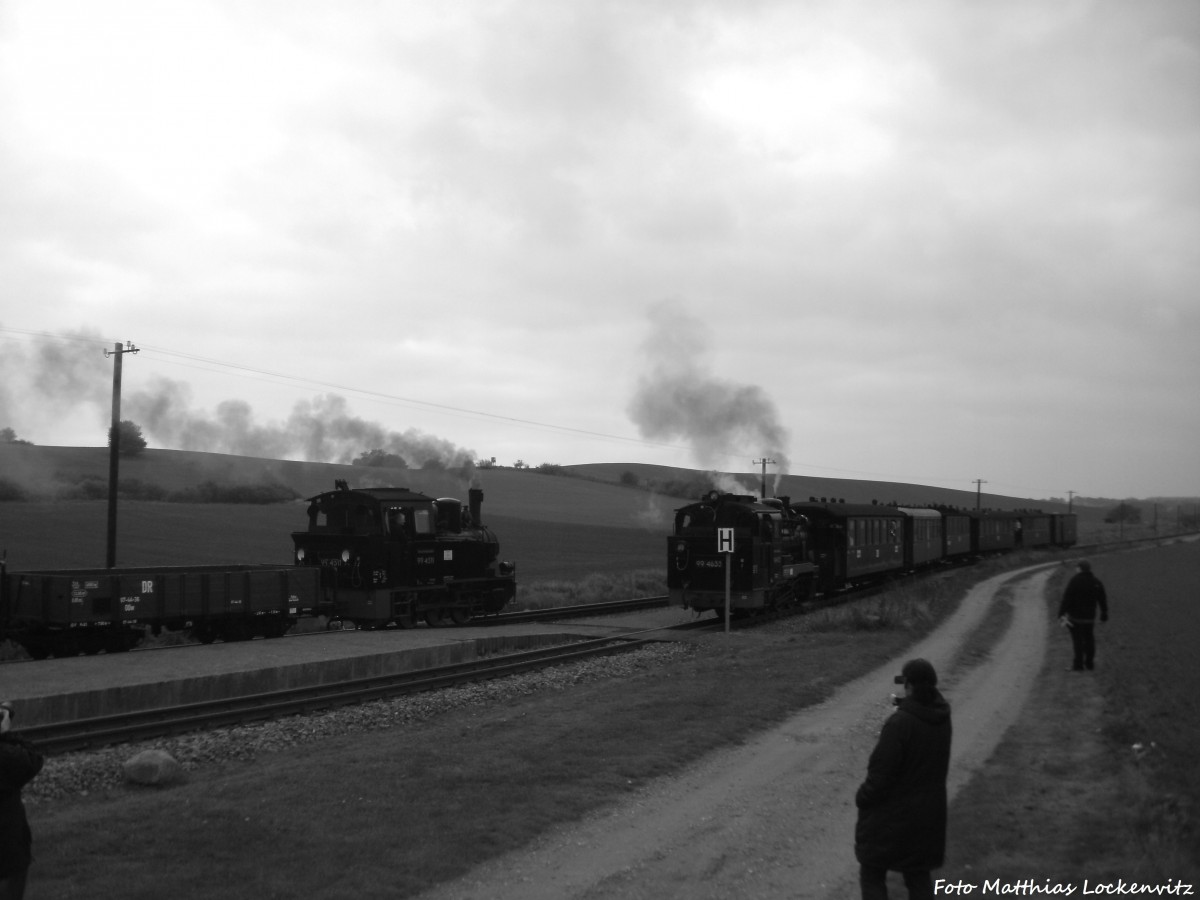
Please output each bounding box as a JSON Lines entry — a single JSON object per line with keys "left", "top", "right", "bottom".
{"left": 0, "top": 733, "right": 44, "bottom": 877}
{"left": 1057, "top": 571, "right": 1108, "bottom": 623}
{"left": 855, "top": 692, "right": 952, "bottom": 871}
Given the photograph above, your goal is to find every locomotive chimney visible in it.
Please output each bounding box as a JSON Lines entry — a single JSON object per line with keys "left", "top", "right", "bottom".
{"left": 469, "top": 488, "right": 484, "bottom": 527}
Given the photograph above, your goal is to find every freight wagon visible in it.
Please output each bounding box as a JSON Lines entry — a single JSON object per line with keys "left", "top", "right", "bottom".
{"left": 1, "top": 563, "right": 319, "bottom": 658}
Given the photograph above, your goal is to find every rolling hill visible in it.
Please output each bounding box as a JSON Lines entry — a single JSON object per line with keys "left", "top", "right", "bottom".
{"left": 0, "top": 443, "right": 1131, "bottom": 579}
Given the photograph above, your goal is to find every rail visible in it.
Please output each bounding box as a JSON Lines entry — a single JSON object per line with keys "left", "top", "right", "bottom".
{"left": 25, "top": 618, "right": 711, "bottom": 755}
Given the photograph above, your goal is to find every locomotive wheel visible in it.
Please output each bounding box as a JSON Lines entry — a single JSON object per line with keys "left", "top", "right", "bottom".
{"left": 423, "top": 609, "right": 446, "bottom": 627}
{"left": 393, "top": 608, "right": 417, "bottom": 629}
{"left": 449, "top": 607, "right": 473, "bottom": 625}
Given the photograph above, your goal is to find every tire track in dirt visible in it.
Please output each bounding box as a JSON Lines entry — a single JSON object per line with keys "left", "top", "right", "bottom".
{"left": 416, "top": 563, "right": 1058, "bottom": 900}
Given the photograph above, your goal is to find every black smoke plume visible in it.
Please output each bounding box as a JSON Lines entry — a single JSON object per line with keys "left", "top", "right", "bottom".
{"left": 0, "top": 329, "right": 477, "bottom": 468}
{"left": 626, "top": 300, "right": 790, "bottom": 485}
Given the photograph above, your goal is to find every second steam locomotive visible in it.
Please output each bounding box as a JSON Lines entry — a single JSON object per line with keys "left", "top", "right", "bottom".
{"left": 668, "top": 491, "right": 1077, "bottom": 618}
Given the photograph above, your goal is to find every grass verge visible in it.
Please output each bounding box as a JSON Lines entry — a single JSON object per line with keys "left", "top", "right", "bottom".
{"left": 940, "top": 540, "right": 1200, "bottom": 890}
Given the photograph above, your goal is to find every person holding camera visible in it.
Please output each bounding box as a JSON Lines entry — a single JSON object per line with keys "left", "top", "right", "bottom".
{"left": 0, "top": 701, "right": 43, "bottom": 900}
{"left": 1057, "top": 559, "right": 1109, "bottom": 671}
{"left": 854, "top": 658, "right": 953, "bottom": 900}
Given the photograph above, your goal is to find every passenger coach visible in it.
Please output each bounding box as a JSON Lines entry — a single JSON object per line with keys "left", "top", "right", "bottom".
{"left": 787, "top": 501, "right": 905, "bottom": 593}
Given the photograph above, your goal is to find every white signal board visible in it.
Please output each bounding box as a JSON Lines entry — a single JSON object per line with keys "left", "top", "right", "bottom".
{"left": 717, "top": 528, "right": 735, "bottom": 554}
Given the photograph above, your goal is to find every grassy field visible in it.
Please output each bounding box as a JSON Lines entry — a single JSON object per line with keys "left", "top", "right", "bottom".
{"left": 0, "top": 500, "right": 664, "bottom": 587}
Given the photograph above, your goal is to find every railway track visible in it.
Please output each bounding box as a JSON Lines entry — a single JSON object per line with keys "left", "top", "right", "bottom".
{"left": 24, "top": 616, "right": 714, "bottom": 755}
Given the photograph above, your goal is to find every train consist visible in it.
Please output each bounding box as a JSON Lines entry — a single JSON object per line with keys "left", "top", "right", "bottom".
{"left": 668, "top": 491, "right": 1077, "bottom": 618}
{"left": 0, "top": 482, "right": 516, "bottom": 658}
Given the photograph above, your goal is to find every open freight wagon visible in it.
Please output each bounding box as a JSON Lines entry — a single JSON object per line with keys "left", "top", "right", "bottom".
{"left": 0, "top": 563, "right": 321, "bottom": 658}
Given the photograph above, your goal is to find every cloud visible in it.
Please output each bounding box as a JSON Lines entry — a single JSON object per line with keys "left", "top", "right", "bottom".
{"left": 0, "top": 1, "right": 1197, "bottom": 497}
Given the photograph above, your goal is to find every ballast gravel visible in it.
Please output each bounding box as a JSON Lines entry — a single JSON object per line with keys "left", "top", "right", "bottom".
{"left": 23, "top": 642, "right": 694, "bottom": 805}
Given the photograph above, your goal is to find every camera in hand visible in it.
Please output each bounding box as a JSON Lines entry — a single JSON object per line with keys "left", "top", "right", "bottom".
{"left": 893, "top": 675, "right": 906, "bottom": 685}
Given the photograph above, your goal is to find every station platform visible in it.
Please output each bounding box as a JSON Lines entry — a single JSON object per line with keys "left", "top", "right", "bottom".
{"left": 1, "top": 622, "right": 613, "bottom": 728}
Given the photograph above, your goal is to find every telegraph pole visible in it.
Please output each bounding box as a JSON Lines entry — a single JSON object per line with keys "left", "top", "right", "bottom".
{"left": 753, "top": 457, "right": 776, "bottom": 499}
{"left": 973, "top": 479, "right": 987, "bottom": 511}
{"left": 105, "top": 341, "right": 139, "bottom": 568}
{"left": 1067, "top": 490, "right": 1076, "bottom": 513}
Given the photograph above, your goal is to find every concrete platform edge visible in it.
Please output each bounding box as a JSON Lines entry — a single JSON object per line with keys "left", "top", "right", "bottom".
{"left": 13, "top": 633, "right": 579, "bottom": 727}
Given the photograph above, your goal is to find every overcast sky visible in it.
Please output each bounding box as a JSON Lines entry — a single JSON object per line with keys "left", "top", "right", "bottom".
{"left": 1, "top": 0, "right": 1197, "bottom": 500}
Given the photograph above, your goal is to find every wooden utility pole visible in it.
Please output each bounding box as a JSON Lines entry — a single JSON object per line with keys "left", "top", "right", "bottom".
{"left": 1067, "top": 490, "right": 1076, "bottom": 513}
{"left": 973, "top": 479, "right": 988, "bottom": 511}
{"left": 105, "top": 341, "right": 139, "bottom": 568}
{"left": 753, "top": 457, "right": 776, "bottom": 500}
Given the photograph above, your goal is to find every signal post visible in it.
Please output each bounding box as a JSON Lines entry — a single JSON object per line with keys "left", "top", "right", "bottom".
{"left": 718, "top": 527, "right": 734, "bottom": 633}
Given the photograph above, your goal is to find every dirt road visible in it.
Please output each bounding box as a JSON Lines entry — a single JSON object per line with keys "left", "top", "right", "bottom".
{"left": 415, "top": 563, "right": 1058, "bottom": 900}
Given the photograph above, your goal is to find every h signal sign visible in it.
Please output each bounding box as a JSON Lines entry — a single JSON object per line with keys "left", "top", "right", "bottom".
{"left": 717, "top": 528, "right": 735, "bottom": 554}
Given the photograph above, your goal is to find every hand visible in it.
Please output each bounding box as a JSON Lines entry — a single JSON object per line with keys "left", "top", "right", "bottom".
{"left": 0, "top": 707, "right": 10, "bottom": 735}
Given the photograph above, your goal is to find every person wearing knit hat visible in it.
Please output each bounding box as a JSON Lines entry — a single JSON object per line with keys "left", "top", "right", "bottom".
{"left": 854, "top": 659, "right": 952, "bottom": 900}
{"left": 1057, "top": 560, "right": 1109, "bottom": 671}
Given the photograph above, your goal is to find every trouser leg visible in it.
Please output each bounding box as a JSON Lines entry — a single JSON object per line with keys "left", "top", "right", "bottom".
{"left": 1069, "top": 626, "right": 1086, "bottom": 669}
{"left": 860, "top": 864, "right": 890, "bottom": 900}
{"left": 1078, "top": 622, "right": 1096, "bottom": 669}
{"left": 903, "top": 869, "right": 934, "bottom": 900}
{"left": 0, "top": 868, "right": 30, "bottom": 900}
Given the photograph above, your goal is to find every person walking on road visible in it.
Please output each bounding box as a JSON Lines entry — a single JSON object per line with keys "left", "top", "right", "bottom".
{"left": 0, "top": 701, "right": 43, "bottom": 900}
{"left": 854, "top": 658, "right": 953, "bottom": 900}
{"left": 1057, "top": 560, "right": 1109, "bottom": 671}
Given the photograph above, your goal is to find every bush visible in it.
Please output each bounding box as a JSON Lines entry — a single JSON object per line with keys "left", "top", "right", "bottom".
{"left": 0, "top": 478, "right": 30, "bottom": 501}
{"left": 109, "top": 420, "right": 148, "bottom": 456}
{"left": 168, "top": 481, "right": 300, "bottom": 504}
{"left": 59, "top": 476, "right": 108, "bottom": 500}
{"left": 119, "top": 479, "right": 169, "bottom": 501}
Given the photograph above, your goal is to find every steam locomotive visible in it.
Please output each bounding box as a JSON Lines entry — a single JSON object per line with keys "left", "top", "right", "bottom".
{"left": 292, "top": 481, "right": 516, "bottom": 629}
{"left": 0, "top": 482, "right": 516, "bottom": 658}
{"left": 668, "top": 491, "right": 1077, "bottom": 617}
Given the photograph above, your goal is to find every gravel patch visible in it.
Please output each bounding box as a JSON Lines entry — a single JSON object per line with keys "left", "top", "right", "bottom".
{"left": 25, "top": 643, "right": 694, "bottom": 805}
